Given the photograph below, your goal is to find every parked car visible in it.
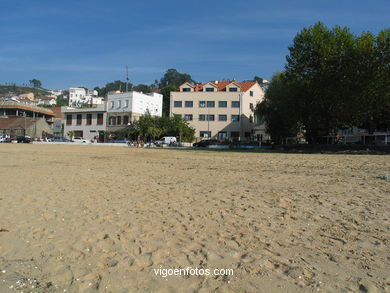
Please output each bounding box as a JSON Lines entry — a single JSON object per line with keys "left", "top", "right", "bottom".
{"left": 52, "top": 137, "right": 70, "bottom": 142}
{"left": 17, "top": 136, "right": 32, "bottom": 143}
{"left": 155, "top": 136, "right": 177, "bottom": 146}
{"left": 193, "top": 139, "right": 220, "bottom": 147}
{"left": 72, "top": 137, "right": 89, "bottom": 143}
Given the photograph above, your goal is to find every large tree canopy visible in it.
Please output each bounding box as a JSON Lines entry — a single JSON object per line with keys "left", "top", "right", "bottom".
{"left": 159, "top": 68, "right": 195, "bottom": 88}
{"left": 134, "top": 111, "right": 195, "bottom": 142}
{"left": 29, "top": 79, "right": 42, "bottom": 88}
{"left": 95, "top": 80, "right": 133, "bottom": 97}
{"left": 257, "top": 22, "right": 390, "bottom": 143}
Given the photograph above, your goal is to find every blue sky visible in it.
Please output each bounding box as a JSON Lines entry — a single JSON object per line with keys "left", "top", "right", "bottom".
{"left": 0, "top": 0, "right": 389, "bottom": 90}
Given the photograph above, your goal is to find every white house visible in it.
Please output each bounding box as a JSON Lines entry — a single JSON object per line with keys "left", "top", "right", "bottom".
{"left": 106, "top": 91, "right": 162, "bottom": 131}
{"left": 69, "top": 88, "right": 100, "bottom": 106}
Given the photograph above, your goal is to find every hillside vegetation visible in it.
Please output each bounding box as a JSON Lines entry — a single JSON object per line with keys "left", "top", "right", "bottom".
{"left": 0, "top": 85, "right": 50, "bottom": 98}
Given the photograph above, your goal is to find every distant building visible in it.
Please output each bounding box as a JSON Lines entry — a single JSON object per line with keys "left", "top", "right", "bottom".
{"left": 18, "top": 92, "right": 35, "bottom": 100}
{"left": 170, "top": 80, "right": 268, "bottom": 141}
{"left": 38, "top": 97, "right": 57, "bottom": 106}
{"left": 16, "top": 97, "right": 39, "bottom": 106}
{"left": 0, "top": 101, "right": 55, "bottom": 124}
{"left": 69, "top": 88, "right": 101, "bottom": 106}
{"left": 62, "top": 104, "right": 107, "bottom": 141}
{"left": 49, "top": 90, "right": 65, "bottom": 96}
{"left": 106, "top": 91, "right": 162, "bottom": 132}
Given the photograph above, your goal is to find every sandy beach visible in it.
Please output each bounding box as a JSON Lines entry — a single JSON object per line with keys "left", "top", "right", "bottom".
{"left": 0, "top": 144, "right": 389, "bottom": 292}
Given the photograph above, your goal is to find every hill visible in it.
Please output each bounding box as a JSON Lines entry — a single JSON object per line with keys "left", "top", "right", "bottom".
{"left": 0, "top": 85, "right": 51, "bottom": 98}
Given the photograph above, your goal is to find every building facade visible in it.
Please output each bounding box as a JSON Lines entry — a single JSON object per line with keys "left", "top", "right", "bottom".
{"left": 69, "top": 88, "right": 100, "bottom": 106}
{"left": 63, "top": 104, "right": 106, "bottom": 141}
{"left": 170, "top": 80, "right": 267, "bottom": 141}
{"left": 106, "top": 91, "right": 162, "bottom": 131}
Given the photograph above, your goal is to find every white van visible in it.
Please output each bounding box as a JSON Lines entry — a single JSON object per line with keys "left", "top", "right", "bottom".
{"left": 155, "top": 136, "right": 177, "bottom": 146}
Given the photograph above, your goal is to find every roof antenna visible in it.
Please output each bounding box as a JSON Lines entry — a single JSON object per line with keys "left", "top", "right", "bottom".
{"left": 126, "top": 66, "right": 129, "bottom": 92}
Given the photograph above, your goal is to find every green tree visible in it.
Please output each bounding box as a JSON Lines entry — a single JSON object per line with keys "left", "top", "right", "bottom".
{"left": 95, "top": 80, "right": 133, "bottom": 97}
{"left": 133, "top": 84, "right": 151, "bottom": 93}
{"left": 253, "top": 76, "right": 264, "bottom": 84}
{"left": 159, "top": 69, "right": 195, "bottom": 88}
{"left": 56, "top": 95, "right": 68, "bottom": 106}
{"left": 260, "top": 23, "right": 389, "bottom": 143}
{"left": 160, "top": 85, "right": 177, "bottom": 117}
{"left": 134, "top": 112, "right": 195, "bottom": 142}
{"left": 256, "top": 72, "right": 300, "bottom": 143}
{"left": 29, "top": 79, "right": 42, "bottom": 88}
{"left": 284, "top": 22, "right": 389, "bottom": 142}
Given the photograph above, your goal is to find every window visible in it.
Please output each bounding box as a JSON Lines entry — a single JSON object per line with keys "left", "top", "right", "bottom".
{"left": 218, "top": 115, "right": 227, "bottom": 121}
{"left": 231, "top": 101, "right": 240, "bottom": 108}
{"left": 97, "top": 113, "right": 104, "bottom": 125}
{"left": 250, "top": 91, "right": 254, "bottom": 97}
{"left": 231, "top": 115, "right": 240, "bottom": 122}
{"left": 218, "top": 131, "right": 227, "bottom": 140}
{"left": 109, "top": 116, "right": 116, "bottom": 125}
{"left": 66, "top": 115, "right": 72, "bottom": 125}
{"left": 182, "top": 88, "right": 191, "bottom": 92}
{"left": 207, "top": 115, "right": 215, "bottom": 121}
{"left": 218, "top": 101, "right": 227, "bottom": 108}
{"left": 74, "top": 131, "right": 83, "bottom": 138}
{"left": 125, "top": 100, "right": 129, "bottom": 108}
{"left": 207, "top": 101, "right": 215, "bottom": 108}
{"left": 206, "top": 87, "right": 214, "bottom": 92}
{"left": 86, "top": 114, "right": 92, "bottom": 125}
{"left": 123, "top": 115, "right": 129, "bottom": 125}
{"left": 185, "top": 101, "right": 193, "bottom": 107}
{"left": 199, "top": 101, "right": 206, "bottom": 108}
{"left": 200, "top": 131, "right": 211, "bottom": 138}
{"left": 110, "top": 101, "right": 114, "bottom": 109}
{"left": 76, "top": 114, "right": 82, "bottom": 125}
{"left": 117, "top": 116, "right": 122, "bottom": 125}
{"left": 229, "top": 87, "right": 238, "bottom": 92}
{"left": 184, "top": 114, "right": 193, "bottom": 121}
{"left": 250, "top": 103, "right": 254, "bottom": 110}
{"left": 199, "top": 114, "right": 206, "bottom": 121}
{"left": 174, "top": 101, "right": 182, "bottom": 107}
{"left": 118, "top": 100, "right": 121, "bottom": 108}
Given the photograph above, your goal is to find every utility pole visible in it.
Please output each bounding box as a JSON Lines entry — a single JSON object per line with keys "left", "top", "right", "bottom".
{"left": 125, "top": 66, "right": 129, "bottom": 92}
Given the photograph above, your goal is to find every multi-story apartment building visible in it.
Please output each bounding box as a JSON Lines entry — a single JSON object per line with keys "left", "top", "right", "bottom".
{"left": 63, "top": 104, "right": 106, "bottom": 141}
{"left": 170, "top": 80, "right": 266, "bottom": 141}
{"left": 106, "top": 91, "right": 162, "bottom": 131}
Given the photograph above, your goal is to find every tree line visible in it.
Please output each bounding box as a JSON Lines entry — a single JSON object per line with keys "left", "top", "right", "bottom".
{"left": 257, "top": 22, "right": 389, "bottom": 143}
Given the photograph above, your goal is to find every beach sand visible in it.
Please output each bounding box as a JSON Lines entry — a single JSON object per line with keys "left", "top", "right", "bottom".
{"left": 0, "top": 144, "right": 389, "bottom": 292}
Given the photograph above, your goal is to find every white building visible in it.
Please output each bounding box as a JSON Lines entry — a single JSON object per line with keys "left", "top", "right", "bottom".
{"left": 69, "top": 88, "right": 100, "bottom": 106}
{"left": 49, "top": 90, "right": 65, "bottom": 96}
{"left": 106, "top": 91, "right": 162, "bottom": 131}
{"left": 38, "top": 97, "right": 57, "bottom": 106}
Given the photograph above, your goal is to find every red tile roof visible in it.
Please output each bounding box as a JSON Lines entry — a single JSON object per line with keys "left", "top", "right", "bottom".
{"left": 180, "top": 81, "right": 257, "bottom": 92}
